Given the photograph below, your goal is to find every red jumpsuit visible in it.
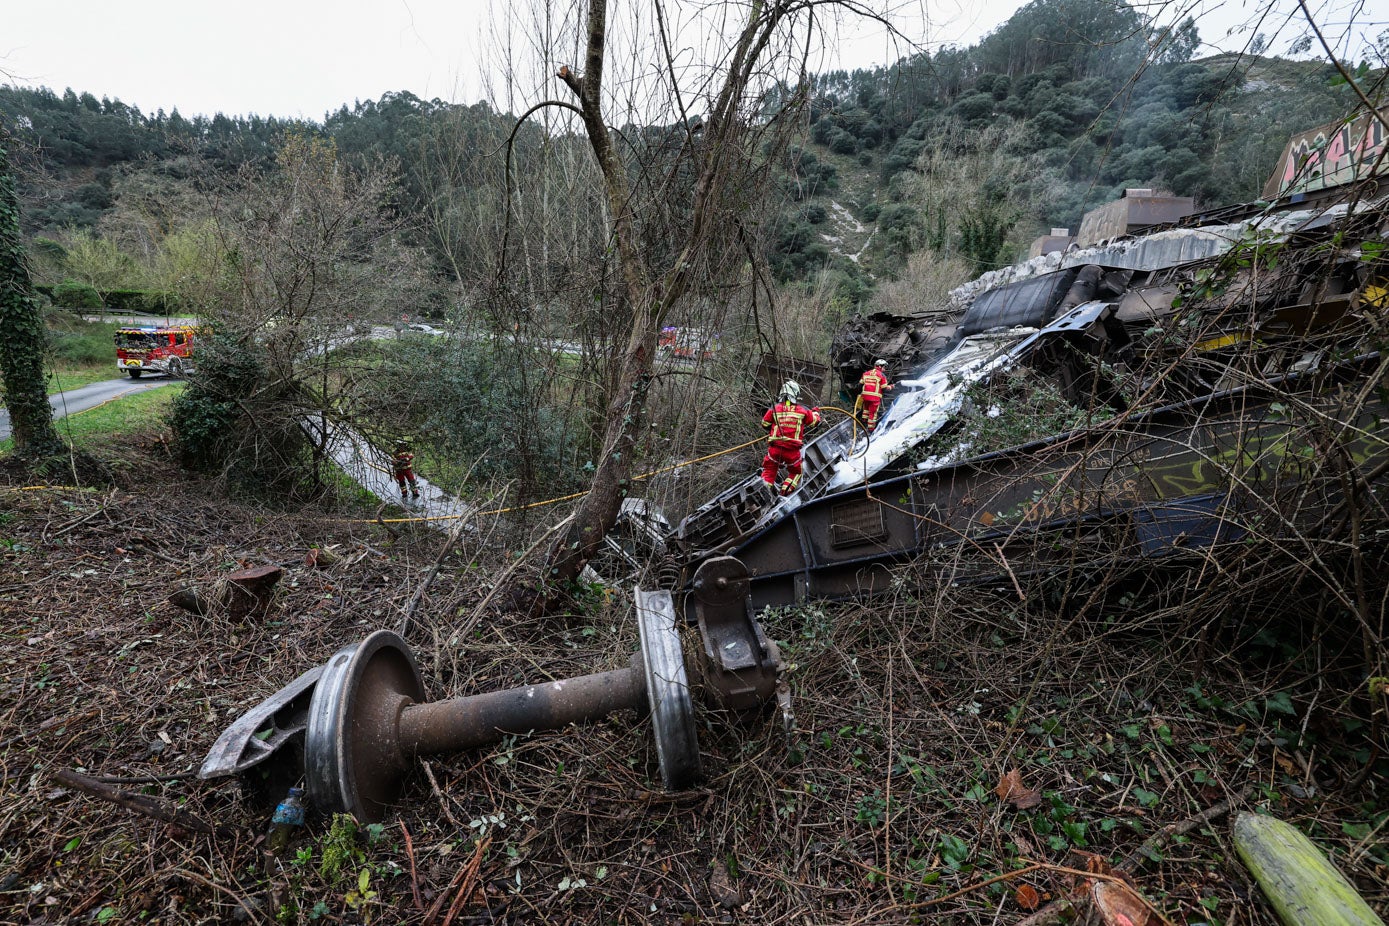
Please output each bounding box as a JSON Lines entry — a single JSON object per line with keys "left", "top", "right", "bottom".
{"left": 859, "top": 366, "right": 892, "bottom": 432}
{"left": 761, "top": 401, "right": 821, "bottom": 495}
{"left": 393, "top": 450, "right": 420, "bottom": 498}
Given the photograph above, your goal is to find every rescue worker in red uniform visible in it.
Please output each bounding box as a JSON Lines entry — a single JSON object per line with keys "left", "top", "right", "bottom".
{"left": 392, "top": 440, "right": 421, "bottom": 501}
{"left": 858, "top": 358, "right": 894, "bottom": 432}
{"left": 761, "top": 380, "right": 821, "bottom": 496}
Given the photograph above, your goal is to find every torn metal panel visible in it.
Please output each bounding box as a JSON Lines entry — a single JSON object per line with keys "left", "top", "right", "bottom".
{"left": 959, "top": 268, "right": 1079, "bottom": 335}
{"left": 674, "top": 301, "right": 1119, "bottom": 559}
{"left": 947, "top": 195, "right": 1387, "bottom": 314}
{"left": 823, "top": 300, "right": 1115, "bottom": 494}
{"left": 200, "top": 665, "right": 323, "bottom": 779}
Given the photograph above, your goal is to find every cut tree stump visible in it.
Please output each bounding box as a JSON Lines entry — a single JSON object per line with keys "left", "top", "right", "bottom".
{"left": 168, "top": 564, "right": 283, "bottom": 621}
{"left": 222, "top": 564, "right": 283, "bottom": 620}
{"left": 1232, "top": 812, "right": 1386, "bottom": 926}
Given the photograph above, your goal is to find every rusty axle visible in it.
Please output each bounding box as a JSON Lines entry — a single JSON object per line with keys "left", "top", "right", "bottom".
{"left": 397, "top": 658, "right": 645, "bottom": 757}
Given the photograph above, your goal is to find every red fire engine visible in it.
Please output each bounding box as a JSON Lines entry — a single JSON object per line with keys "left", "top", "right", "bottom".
{"left": 658, "top": 326, "right": 721, "bottom": 360}
{"left": 114, "top": 325, "right": 197, "bottom": 379}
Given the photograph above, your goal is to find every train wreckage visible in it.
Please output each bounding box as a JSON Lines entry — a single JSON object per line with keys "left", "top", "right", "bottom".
{"left": 202, "top": 112, "right": 1389, "bottom": 820}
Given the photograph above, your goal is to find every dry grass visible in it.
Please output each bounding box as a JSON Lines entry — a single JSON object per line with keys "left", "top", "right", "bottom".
{"left": 2, "top": 424, "right": 1385, "bottom": 925}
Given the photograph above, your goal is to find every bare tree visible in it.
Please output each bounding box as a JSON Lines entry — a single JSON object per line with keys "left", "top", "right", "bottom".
{"left": 169, "top": 133, "right": 434, "bottom": 491}
{"left": 495, "top": 0, "right": 893, "bottom": 615}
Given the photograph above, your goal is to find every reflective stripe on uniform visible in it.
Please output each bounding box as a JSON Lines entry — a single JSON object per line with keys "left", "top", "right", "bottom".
{"left": 861, "top": 368, "right": 886, "bottom": 398}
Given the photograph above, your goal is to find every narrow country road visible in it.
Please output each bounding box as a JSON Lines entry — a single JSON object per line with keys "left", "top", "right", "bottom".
{"left": 0, "top": 375, "right": 179, "bottom": 441}
{"left": 301, "top": 414, "right": 479, "bottom": 528}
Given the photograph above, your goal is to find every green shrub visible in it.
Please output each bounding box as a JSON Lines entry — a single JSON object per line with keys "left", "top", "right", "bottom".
{"left": 169, "top": 334, "right": 268, "bottom": 472}
{"left": 47, "top": 321, "right": 117, "bottom": 366}
{"left": 377, "top": 337, "right": 576, "bottom": 492}
{"left": 52, "top": 279, "right": 102, "bottom": 309}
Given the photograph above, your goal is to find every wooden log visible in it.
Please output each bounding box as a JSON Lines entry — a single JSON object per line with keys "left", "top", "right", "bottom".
{"left": 168, "top": 587, "right": 209, "bottom": 615}
{"left": 53, "top": 769, "right": 234, "bottom": 837}
{"left": 1232, "top": 812, "right": 1386, "bottom": 926}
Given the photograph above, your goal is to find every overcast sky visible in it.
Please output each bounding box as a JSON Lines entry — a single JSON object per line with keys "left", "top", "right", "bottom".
{"left": 2, "top": 0, "right": 1383, "bottom": 121}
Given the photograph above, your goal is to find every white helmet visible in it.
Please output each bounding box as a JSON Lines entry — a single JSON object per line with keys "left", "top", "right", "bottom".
{"left": 779, "top": 379, "right": 801, "bottom": 401}
{"left": 875, "top": 358, "right": 888, "bottom": 367}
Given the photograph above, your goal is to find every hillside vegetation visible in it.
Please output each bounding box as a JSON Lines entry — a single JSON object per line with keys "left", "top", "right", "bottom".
{"left": 1, "top": 0, "right": 1367, "bottom": 313}
{"left": 769, "top": 16, "right": 1361, "bottom": 299}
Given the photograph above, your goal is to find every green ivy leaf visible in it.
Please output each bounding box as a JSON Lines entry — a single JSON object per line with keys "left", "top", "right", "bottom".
{"left": 1264, "top": 691, "right": 1295, "bottom": 716}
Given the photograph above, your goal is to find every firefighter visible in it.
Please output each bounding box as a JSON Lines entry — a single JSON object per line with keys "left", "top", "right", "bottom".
{"left": 858, "top": 358, "right": 894, "bottom": 433}
{"left": 392, "top": 439, "right": 421, "bottom": 501}
{"left": 761, "top": 380, "right": 821, "bottom": 496}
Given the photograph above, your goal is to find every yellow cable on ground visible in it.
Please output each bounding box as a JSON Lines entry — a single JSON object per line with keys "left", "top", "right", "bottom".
{"left": 351, "top": 436, "right": 769, "bottom": 524}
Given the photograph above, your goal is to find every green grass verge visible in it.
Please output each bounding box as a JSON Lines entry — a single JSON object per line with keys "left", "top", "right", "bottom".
{"left": 0, "top": 383, "right": 182, "bottom": 454}
{"left": 46, "top": 365, "right": 121, "bottom": 394}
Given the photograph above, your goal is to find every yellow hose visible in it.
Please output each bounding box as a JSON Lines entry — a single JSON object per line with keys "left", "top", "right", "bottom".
{"left": 355, "top": 435, "right": 768, "bottom": 523}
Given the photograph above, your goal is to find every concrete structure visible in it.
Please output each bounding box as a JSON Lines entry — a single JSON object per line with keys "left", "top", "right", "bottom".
{"left": 1029, "top": 227, "right": 1074, "bottom": 258}
{"left": 1075, "top": 189, "right": 1195, "bottom": 246}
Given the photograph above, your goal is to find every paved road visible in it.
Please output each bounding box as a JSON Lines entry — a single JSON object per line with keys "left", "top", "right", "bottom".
{"left": 301, "top": 414, "right": 479, "bottom": 529}
{"left": 0, "top": 374, "right": 179, "bottom": 441}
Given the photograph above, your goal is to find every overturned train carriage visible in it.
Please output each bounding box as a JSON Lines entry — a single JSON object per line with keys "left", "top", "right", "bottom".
{"left": 670, "top": 187, "right": 1389, "bottom": 616}
{"left": 715, "top": 355, "right": 1388, "bottom": 613}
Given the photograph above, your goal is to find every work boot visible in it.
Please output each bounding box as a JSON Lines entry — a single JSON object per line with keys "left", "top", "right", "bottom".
{"left": 411, "top": 490, "right": 420, "bottom": 500}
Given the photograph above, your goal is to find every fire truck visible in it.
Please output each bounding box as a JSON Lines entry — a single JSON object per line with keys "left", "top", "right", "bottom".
{"left": 113, "top": 325, "right": 197, "bottom": 379}
{"left": 658, "top": 326, "right": 721, "bottom": 360}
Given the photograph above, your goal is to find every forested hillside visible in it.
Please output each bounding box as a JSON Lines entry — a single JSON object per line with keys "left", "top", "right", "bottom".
{"left": 769, "top": 1, "right": 1359, "bottom": 292}
{"left": 3, "top": 2, "right": 1388, "bottom": 923}
{"left": 0, "top": 0, "right": 1364, "bottom": 309}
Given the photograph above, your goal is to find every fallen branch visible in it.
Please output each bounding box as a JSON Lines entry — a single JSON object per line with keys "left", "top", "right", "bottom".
{"left": 373, "top": 504, "right": 400, "bottom": 539}
{"left": 53, "top": 768, "right": 235, "bottom": 838}
{"left": 880, "top": 861, "right": 1047, "bottom": 911}
{"left": 425, "top": 835, "right": 490, "bottom": 926}
{"left": 172, "top": 866, "right": 269, "bottom": 925}
{"left": 1234, "top": 811, "right": 1386, "bottom": 926}
{"left": 1119, "top": 786, "right": 1252, "bottom": 872}
{"left": 463, "top": 513, "right": 573, "bottom": 629}
{"left": 400, "top": 820, "right": 424, "bottom": 912}
{"left": 399, "top": 514, "right": 468, "bottom": 640}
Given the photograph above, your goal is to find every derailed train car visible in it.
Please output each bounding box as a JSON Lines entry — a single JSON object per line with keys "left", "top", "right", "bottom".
{"left": 670, "top": 132, "right": 1389, "bottom": 615}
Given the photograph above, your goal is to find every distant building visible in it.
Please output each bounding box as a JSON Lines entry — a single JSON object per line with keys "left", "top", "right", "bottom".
{"left": 1029, "top": 227, "right": 1074, "bottom": 258}
{"left": 1076, "top": 189, "right": 1195, "bottom": 246}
